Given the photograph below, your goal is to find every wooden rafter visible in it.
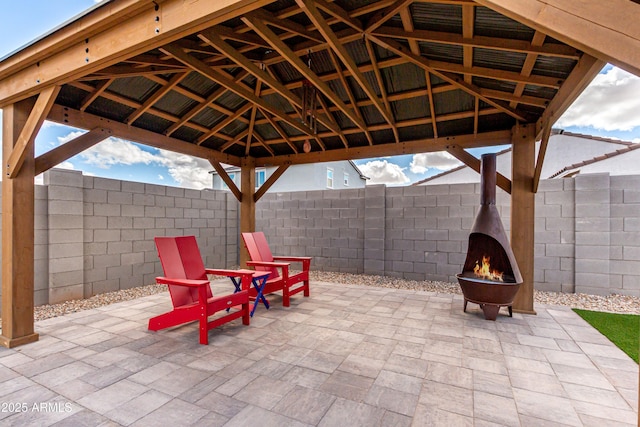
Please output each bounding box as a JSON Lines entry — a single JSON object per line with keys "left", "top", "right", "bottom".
{"left": 259, "top": 107, "right": 299, "bottom": 154}
{"left": 365, "top": 38, "right": 399, "bottom": 143}
{"left": 6, "top": 86, "right": 60, "bottom": 178}
{"left": 245, "top": 80, "right": 262, "bottom": 156}
{"left": 366, "top": 0, "right": 412, "bottom": 33}
{"left": 126, "top": 72, "right": 188, "bottom": 124}
{"left": 221, "top": 129, "right": 250, "bottom": 153}
{"left": 372, "top": 26, "right": 580, "bottom": 59}
{"left": 446, "top": 144, "right": 512, "bottom": 194}
{"left": 250, "top": 9, "right": 324, "bottom": 43}
{"left": 510, "top": 31, "right": 546, "bottom": 109}
{"left": 242, "top": 15, "right": 366, "bottom": 131}
{"left": 199, "top": 28, "right": 342, "bottom": 136}
{"left": 47, "top": 104, "right": 242, "bottom": 166}
{"left": 254, "top": 164, "right": 290, "bottom": 202}
{"left": 535, "top": 53, "right": 605, "bottom": 138}
{"left": 462, "top": 5, "right": 474, "bottom": 87}
{"left": 251, "top": 132, "right": 276, "bottom": 157}
{"left": 297, "top": 0, "right": 396, "bottom": 130}
{"left": 399, "top": 7, "right": 437, "bottom": 139}
{"left": 161, "top": 43, "right": 315, "bottom": 137}
{"left": 35, "top": 128, "right": 111, "bottom": 176}
{"left": 315, "top": 0, "right": 363, "bottom": 32}
{"left": 69, "top": 80, "right": 234, "bottom": 140}
{"left": 197, "top": 103, "right": 252, "bottom": 145}
{"left": 533, "top": 122, "right": 552, "bottom": 193}
{"left": 165, "top": 70, "right": 249, "bottom": 136}
{"left": 369, "top": 35, "right": 529, "bottom": 122}
{"left": 326, "top": 49, "right": 373, "bottom": 145}
{"left": 80, "top": 78, "right": 114, "bottom": 112}
{"left": 209, "top": 159, "right": 242, "bottom": 202}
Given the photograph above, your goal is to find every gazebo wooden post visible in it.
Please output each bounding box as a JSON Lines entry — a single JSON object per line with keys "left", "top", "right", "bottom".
{"left": 239, "top": 157, "right": 256, "bottom": 268}
{"left": 511, "top": 123, "right": 536, "bottom": 314}
{"left": 1, "top": 98, "right": 39, "bottom": 348}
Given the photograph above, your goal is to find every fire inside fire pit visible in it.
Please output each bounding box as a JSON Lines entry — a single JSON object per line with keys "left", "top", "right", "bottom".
{"left": 456, "top": 153, "right": 522, "bottom": 320}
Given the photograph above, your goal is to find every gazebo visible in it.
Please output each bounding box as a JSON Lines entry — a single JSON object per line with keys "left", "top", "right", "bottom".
{"left": 0, "top": 0, "right": 638, "bottom": 353}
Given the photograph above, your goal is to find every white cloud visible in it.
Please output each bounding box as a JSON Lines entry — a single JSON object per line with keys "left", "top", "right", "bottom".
{"left": 157, "top": 150, "right": 212, "bottom": 189}
{"left": 358, "top": 160, "right": 410, "bottom": 185}
{"left": 57, "top": 161, "right": 75, "bottom": 170}
{"left": 557, "top": 67, "right": 640, "bottom": 131}
{"left": 410, "top": 152, "right": 461, "bottom": 174}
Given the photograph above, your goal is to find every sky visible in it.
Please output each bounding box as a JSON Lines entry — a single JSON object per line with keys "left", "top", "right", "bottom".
{"left": 1, "top": 1, "right": 639, "bottom": 189}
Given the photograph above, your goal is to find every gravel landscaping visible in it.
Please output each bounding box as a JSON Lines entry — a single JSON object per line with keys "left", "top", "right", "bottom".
{"left": 2, "top": 271, "right": 631, "bottom": 322}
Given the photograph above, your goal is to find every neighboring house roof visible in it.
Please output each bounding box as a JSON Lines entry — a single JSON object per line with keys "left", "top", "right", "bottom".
{"left": 413, "top": 131, "right": 637, "bottom": 185}
{"left": 549, "top": 140, "right": 640, "bottom": 178}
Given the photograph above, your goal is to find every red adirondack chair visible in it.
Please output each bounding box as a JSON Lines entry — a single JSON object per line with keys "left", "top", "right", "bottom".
{"left": 149, "top": 236, "right": 255, "bottom": 345}
{"left": 241, "top": 231, "right": 311, "bottom": 307}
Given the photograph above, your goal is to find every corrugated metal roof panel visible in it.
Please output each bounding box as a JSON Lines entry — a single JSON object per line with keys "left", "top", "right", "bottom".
{"left": 533, "top": 56, "right": 577, "bottom": 79}
{"left": 254, "top": 123, "right": 279, "bottom": 140}
{"left": 392, "top": 97, "right": 430, "bottom": 122}
{"left": 523, "top": 85, "right": 557, "bottom": 100}
{"left": 361, "top": 104, "right": 385, "bottom": 126}
{"left": 477, "top": 113, "right": 516, "bottom": 134}
{"left": 271, "top": 61, "right": 303, "bottom": 84}
{"left": 180, "top": 71, "right": 218, "bottom": 96}
{"left": 474, "top": 7, "right": 535, "bottom": 41}
{"left": 410, "top": 2, "right": 462, "bottom": 33}
{"left": 419, "top": 41, "right": 463, "bottom": 65}
{"left": 170, "top": 126, "right": 202, "bottom": 143}
{"left": 437, "top": 117, "right": 474, "bottom": 137}
{"left": 433, "top": 89, "right": 474, "bottom": 116}
{"left": 216, "top": 91, "right": 247, "bottom": 111}
{"left": 220, "top": 120, "right": 248, "bottom": 138}
{"left": 153, "top": 91, "right": 197, "bottom": 117}
{"left": 85, "top": 96, "right": 134, "bottom": 122}
{"left": 191, "top": 106, "right": 225, "bottom": 129}
{"left": 108, "top": 77, "right": 159, "bottom": 103}
{"left": 383, "top": 63, "right": 426, "bottom": 94}
{"left": 474, "top": 48, "right": 527, "bottom": 73}
{"left": 133, "top": 112, "right": 172, "bottom": 134}
{"left": 344, "top": 39, "right": 371, "bottom": 66}
{"left": 472, "top": 76, "right": 518, "bottom": 94}
{"left": 398, "top": 124, "right": 434, "bottom": 141}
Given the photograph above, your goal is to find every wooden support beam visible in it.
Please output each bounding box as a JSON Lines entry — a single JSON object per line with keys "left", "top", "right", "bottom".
{"left": 365, "top": 38, "right": 399, "bottom": 143}
{"left": 315, "top": 0, "right": 363, "bottom": 32}
{"left": 254, "top": 164, "right": 290, "bottom": 202}
{"left": 199, "top": 29, "right": 342, "bottom": 136}
{"left": 165, "top": 71, "right": 248, "bottom": 136}
{"left": 1, "top": 97, "right": 40, "bottom": 348}
{"left": 446, "top": 145, "right": 512, "bottom": 194}
{"left": 47, "top": 104, "right": 242, "bottom": 166}
{"left": 6, "top": 86, "right": 60, "bottom": 179}
{"left": 239, "top": 158, "right": 256, "bottom": 268}
{"left": 197, "top": 103, "right": 252, "bottom": 146}
{"left": 0, "top": 0, "right": 272, "bottom": 106}
{"left": 474, "top": 0, "right": 640, "bottom": 77}
{"left": 126, "top": 72, "right": 188, "bottom": 124}
{"left": 369, "top": 35, "right": 529, "bottom": 122}
{"left": 255, "top": 129, "right": 513, "bottom": 166}
{"left": 535, "top": 54, "right": 605, "bottom": 138}
{"left": 35, "top": 127, "right": 111, "bottom": 176}
{"left": 297, "top": 0, "right": 396, "bottom": 130}
{"left": 80, "top": 78, "right": 114, "bottom": 111}
{"left": 242, "top": 15, "right": 366, "bottom": 131}
{"left": 161, "top": 43, "right": 315, "bottom": 138}
{"left": 365, "top": 0, "right": 412, "bottom": 33}
{"left": 209, "top": 159, "right": 242, "bottom": 202}
{"left": 259, "top": 107, "right": 299, "bottom": 154}
{"left": 533, "top": 122, "right": 551, "bottom": 193}
{"left": 511, "top": 123, "right": 536, "bottom": 315}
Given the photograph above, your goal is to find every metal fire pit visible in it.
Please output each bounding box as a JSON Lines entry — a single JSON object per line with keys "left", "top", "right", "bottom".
{"left": 457, "top": 274, "right": 520, "bottom": 320}
{"left": 458, "top": 153, "right": 523, "bottom": 321}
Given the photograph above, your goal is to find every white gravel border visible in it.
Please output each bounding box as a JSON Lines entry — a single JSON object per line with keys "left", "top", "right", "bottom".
{"left": 1, "top": 271, "right": 636, "bottom": 323}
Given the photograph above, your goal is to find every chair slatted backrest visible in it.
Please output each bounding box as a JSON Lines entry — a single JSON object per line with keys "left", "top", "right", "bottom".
{"left": 155, "top": 236, "right": 212, "bottom": 308}
{"left": 242, "top": 232, "right": 280, "bottom": 280}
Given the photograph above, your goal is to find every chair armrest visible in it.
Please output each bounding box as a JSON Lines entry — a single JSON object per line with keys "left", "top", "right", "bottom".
{"left": 156, "top": 277, "right": 209, "bottom": 287}
{"left": 246, "top": 261, "right": 290, "bottom": 269}
{"left": 273, "top": 256, "right": 311, "bottom": 270}
{"left": 205, "top": 268, "right": 255, "bottom": 278}
{"left": 272, "top": 256, "right": 311, "bottom": 262}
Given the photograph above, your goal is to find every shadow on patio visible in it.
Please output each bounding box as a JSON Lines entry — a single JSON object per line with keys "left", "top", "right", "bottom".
{"left": 0, "top": 280, "right": 637, "bottom": 426}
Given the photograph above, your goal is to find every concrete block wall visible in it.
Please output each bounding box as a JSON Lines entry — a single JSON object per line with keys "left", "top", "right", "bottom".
{"left": 256, "top": 188, "right": 366, "bottom": 273}
{"left": 1, "top": 169, "right": 639, "bottom": 314}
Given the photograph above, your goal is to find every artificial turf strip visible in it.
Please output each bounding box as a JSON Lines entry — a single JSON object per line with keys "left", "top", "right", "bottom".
{"left": 573, "top": 309, "right": 639, "bottom": 364}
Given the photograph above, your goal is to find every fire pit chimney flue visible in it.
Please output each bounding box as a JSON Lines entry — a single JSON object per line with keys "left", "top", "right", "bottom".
{"left": 480, "top": 153, "right": 496, "bottom": 206}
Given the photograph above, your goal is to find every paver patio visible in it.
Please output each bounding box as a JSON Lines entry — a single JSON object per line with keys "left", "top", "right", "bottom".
{"left": 0, "top": 281, "right": 637, "bottom": 426}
